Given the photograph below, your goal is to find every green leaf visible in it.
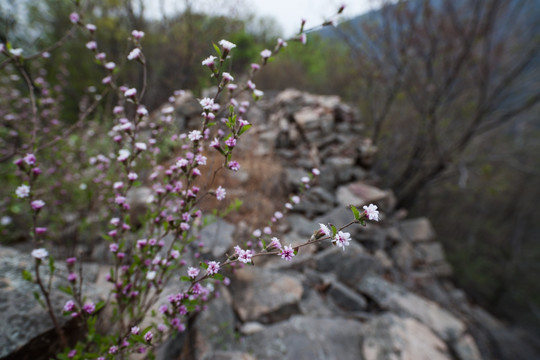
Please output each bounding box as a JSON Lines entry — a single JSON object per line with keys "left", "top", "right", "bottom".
{"left": 33, "top": 291, "right": 45, "bottom": 307}
{"left": 213, "top": 273, "right": 224, "bottom": 281}
{"left": 22, "top": 269, "right": 33, "bottom": 282}
{"left": 48, "top": 256, "right": 56, "bottom": 274}
{"left": 360, "top": 219, "right": 366, "bottom": 227}
{"left": 180, "top": 276, "right": 192, "bottom": 282}
{"left": 213, "top": 43, "right": 222, "bottom": 58}
{"left": 330, "top": 225, "right": 337, "bottom": 238}
{"left": 238, "top": 124, "right": 252, "bottom": 135}
{"left": 350, "top": 205, "right": 360, "bottom": 220}
{"left": 58, "top": 285, "right": 73, "bottom": 295}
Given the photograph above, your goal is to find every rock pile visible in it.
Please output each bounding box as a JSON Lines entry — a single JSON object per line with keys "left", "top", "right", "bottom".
{"left": 3, "top": 89, "right": 540, "bottom": 360}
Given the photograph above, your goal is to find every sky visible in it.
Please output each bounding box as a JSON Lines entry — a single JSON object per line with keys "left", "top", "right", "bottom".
{"left": 146, "top": 0, "right": 376, "bottom": 37}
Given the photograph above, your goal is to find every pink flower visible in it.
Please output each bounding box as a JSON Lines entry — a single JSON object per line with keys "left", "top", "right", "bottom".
{"left": 31, "top": 200, "right": 45, "bottom": 210}
{"left": 109, "top": 243, "right": 119, "bottom": 253}
{"left": 109, "top": 346, "right": 118, "bottom": 354}
{"left": 363, "top": 204, "right": 380, "bottom": 221}
{"left": 215, "top": 186, "right": 226, "bottom": 200}
{"left": 131, "top": 326, "right": 140, "bottom": 335}
{"left": 228, "top": 161, "right": 240, "bottom": 172}
{"left": 207, "top": 261, "right": 220, "bottom": 275}
{"left": 132, "top": 30, "right": 145, "bottom": 39}
{"left": 280, "top": 245, "right": 295, "bottom": 261}
{"left": 225, "top": 137, "right": 236, "bottom": 148}
{"left": 222, "top": 72, "right": 234, "bottom": 82}
{"left": 291, "top": 195, "right": 300, "bottom": 204}
{"left": 135, "top": 142, "right": 147, "bottom": 151}
{"left": 86, "top": 41, "right": 97, "bottom": 51}
{"left": 68, "top": 273, "right": 77, "bottom": 282}
{"left": 24, "top": 153, "right": 36, "bottom": 165}
{"left": 31, "top": 248, "right": 48, "bottom": 260}
{"left": 64, "top": 300, "right": 76, "bottom": 312}
{"left": 117, "top": 149, "right": 130, "bottom": 162}
{"left": 252, "top": 229, "right": 262, "bottom": 237}
{"left": 69, "top": 12, "right": 80, "bottom": 24}
{"left": 210, "top": 138, "right": 220, "bottom": 148}
{"left": 144, "top": 331, "right": 153, "bottom": 342}
{"left": 187, "top": 267, "right": 200, "bottom": 278}
{"left": 86, "top": 24, "right": 96, "bottom": 33}
{"left": 270, "top": 237, "right": 282, "bottom": 250}
{"left": 334, "top": 231, "right": 351, "bottom": 250}
{"left": 105, "top": 62, "right": 116, "bottom": 70}
{"left": 312, "top": 168, "right": 320, "bottom": 176}
{"left": 82, "top": 302, "right": 95, "bottom": 314}
{"left": 238, "top": 249, "right": 253, "bottom": 264}
{"left": 128, "top": 172, "right": 138, "bottom": 181}
{"left": 195, "top": 154, "right": 207, "bottom": 165}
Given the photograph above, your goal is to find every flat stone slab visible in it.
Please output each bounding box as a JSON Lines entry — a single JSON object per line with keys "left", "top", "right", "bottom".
{"left": 240, "top": 315, "right": 364, "bottom": 360}
{"left": 357, "top": 274, "right": 465, "bottom": 342}
{"left": 400, "top": 217, "right": 436, "bottom": 242}
{"left": 231, "top": 267, "right": 303, "bottom": 323}
{"left": 336, "top": 182, "right": 388, "bottom": 208}
{"left": 363, "top": 313, "right": 451, "bottom": 360}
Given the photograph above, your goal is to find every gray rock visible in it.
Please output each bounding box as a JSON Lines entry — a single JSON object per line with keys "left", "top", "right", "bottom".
{"left": 231, "top": 267, "right": 303, "bottom": 323}
{"left": 400, "top": 217, "right": 436, "bottom": 242}
{"left": 357, "top": 274, "right": 465, "bottom": 342}
{"left": 298, "top": 288, "right": 337, "bottom": 317}
{"left": 199, "top": 218, "right": 235, "bottom": 259}
{"left": 328, "top": 281, "right": 368, "bottom": 311}
{"left": 336, "top": 182, "right": 388, "bottom": 208}
{"left": 416, "top": 242, "right": 446, "bottom": 264}
{"left": 313, "top": 243, "right": 382, "bottom": 287}
{"left": 201, "top": 351, "right": 256, "bottom": 360}
{"left": 363, "top": 313, "right": 451, "bottom": 360}
{"left": 453, "top": 334, "right": 483, "bottom": 360}
{"left": 240, "top": 315, "right": 364, "bottom": 360}
{"left": 325, "top": 157, "right": 356, "bottom": 185}
{"left": 0, "top": 246, "right": 103, "bottom": 358}
{"left": 293, "top": 186, "right": 337, "bottom": 217}
{"left": 192, "top": 287, "right": 236, "bottom": 359}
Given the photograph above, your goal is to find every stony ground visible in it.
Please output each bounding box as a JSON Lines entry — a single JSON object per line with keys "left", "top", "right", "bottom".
{"left": 3, "top": 89, "right": 540, "bottom": 360}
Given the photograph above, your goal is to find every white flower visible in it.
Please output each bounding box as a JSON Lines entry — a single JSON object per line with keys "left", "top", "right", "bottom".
{"left": 1, "top": 216, "right": 12, "bottom": 226}
{"left": 201, "top": 55, "right": 216, "bottom": 67}
{"left": 215, "top": 186, "right": 226, "bottom": 201}
{"left": 10, "top": 48, "right": 23, "bottom": 57}
{"left": 218, "top": 39, "right": 236, "bottom": 51}
{"left": 127, "top": 48, "right": 141, "bottom": 60}
{"left": 334, "top": 231, "right": 351, "bottom": 250}
{"left": 253, "top": 89, "right": 264, "bottom": 98}
{"left": 222, "top": 72, "right": 234, "bottom": 82}
{"left": 260, "top": 49, "right": 272, "bottom": 59}
{"left": 363, "top": 204, "right": 380, "bottom": 221}
{"left": 15, "top": 184, "right": 30, "bottom": 198}
{"left": 319, "top": 223, "right": 331, "bottom": 237}
{"left": 146, "top": 271, "right": 157, "bottom": 280}
{"left": 117, "top": 149, "right": 130, "bottom": 162}
{"left": 32, "top": 248, "right": 48, "bottom": 260}
{"left": 124, "top": 88, "right": 137, "bottom": 97}
{"left": 135, "top": 142, "right": 147, "bottom": 151}
{"left": 199, "top": 97, "right": 214, "bottom": 110}
{"left": 188, "top": 130, "right": 202, "bottom": 142}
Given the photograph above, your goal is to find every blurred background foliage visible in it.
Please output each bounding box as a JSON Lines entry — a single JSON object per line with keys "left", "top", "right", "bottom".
{"left": 1, "top": 0, "right": 539, "bottom": 334}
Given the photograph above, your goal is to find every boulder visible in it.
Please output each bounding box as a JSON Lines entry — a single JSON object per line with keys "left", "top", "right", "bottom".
{"left": 400, "top": 217, "right": 436, "bottom": 242}
{"left": 336, "top": 182, "right": 388, "bottom": 208}
{"left": 240, "top": 315, "right": 364, "bottom": 360}
{"left": 363, "top": 313, "right": 451, "bottom": 360}
{"left": 357, "top": 274, "right": 466, "bottom": 342}
{"left": 231, "top": 267, "right": 303, "bottom": 323}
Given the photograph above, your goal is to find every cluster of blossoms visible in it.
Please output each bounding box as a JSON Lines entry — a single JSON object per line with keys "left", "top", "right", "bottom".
{"left": 6, "top": 5, "right": 364, "bottom": 358}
